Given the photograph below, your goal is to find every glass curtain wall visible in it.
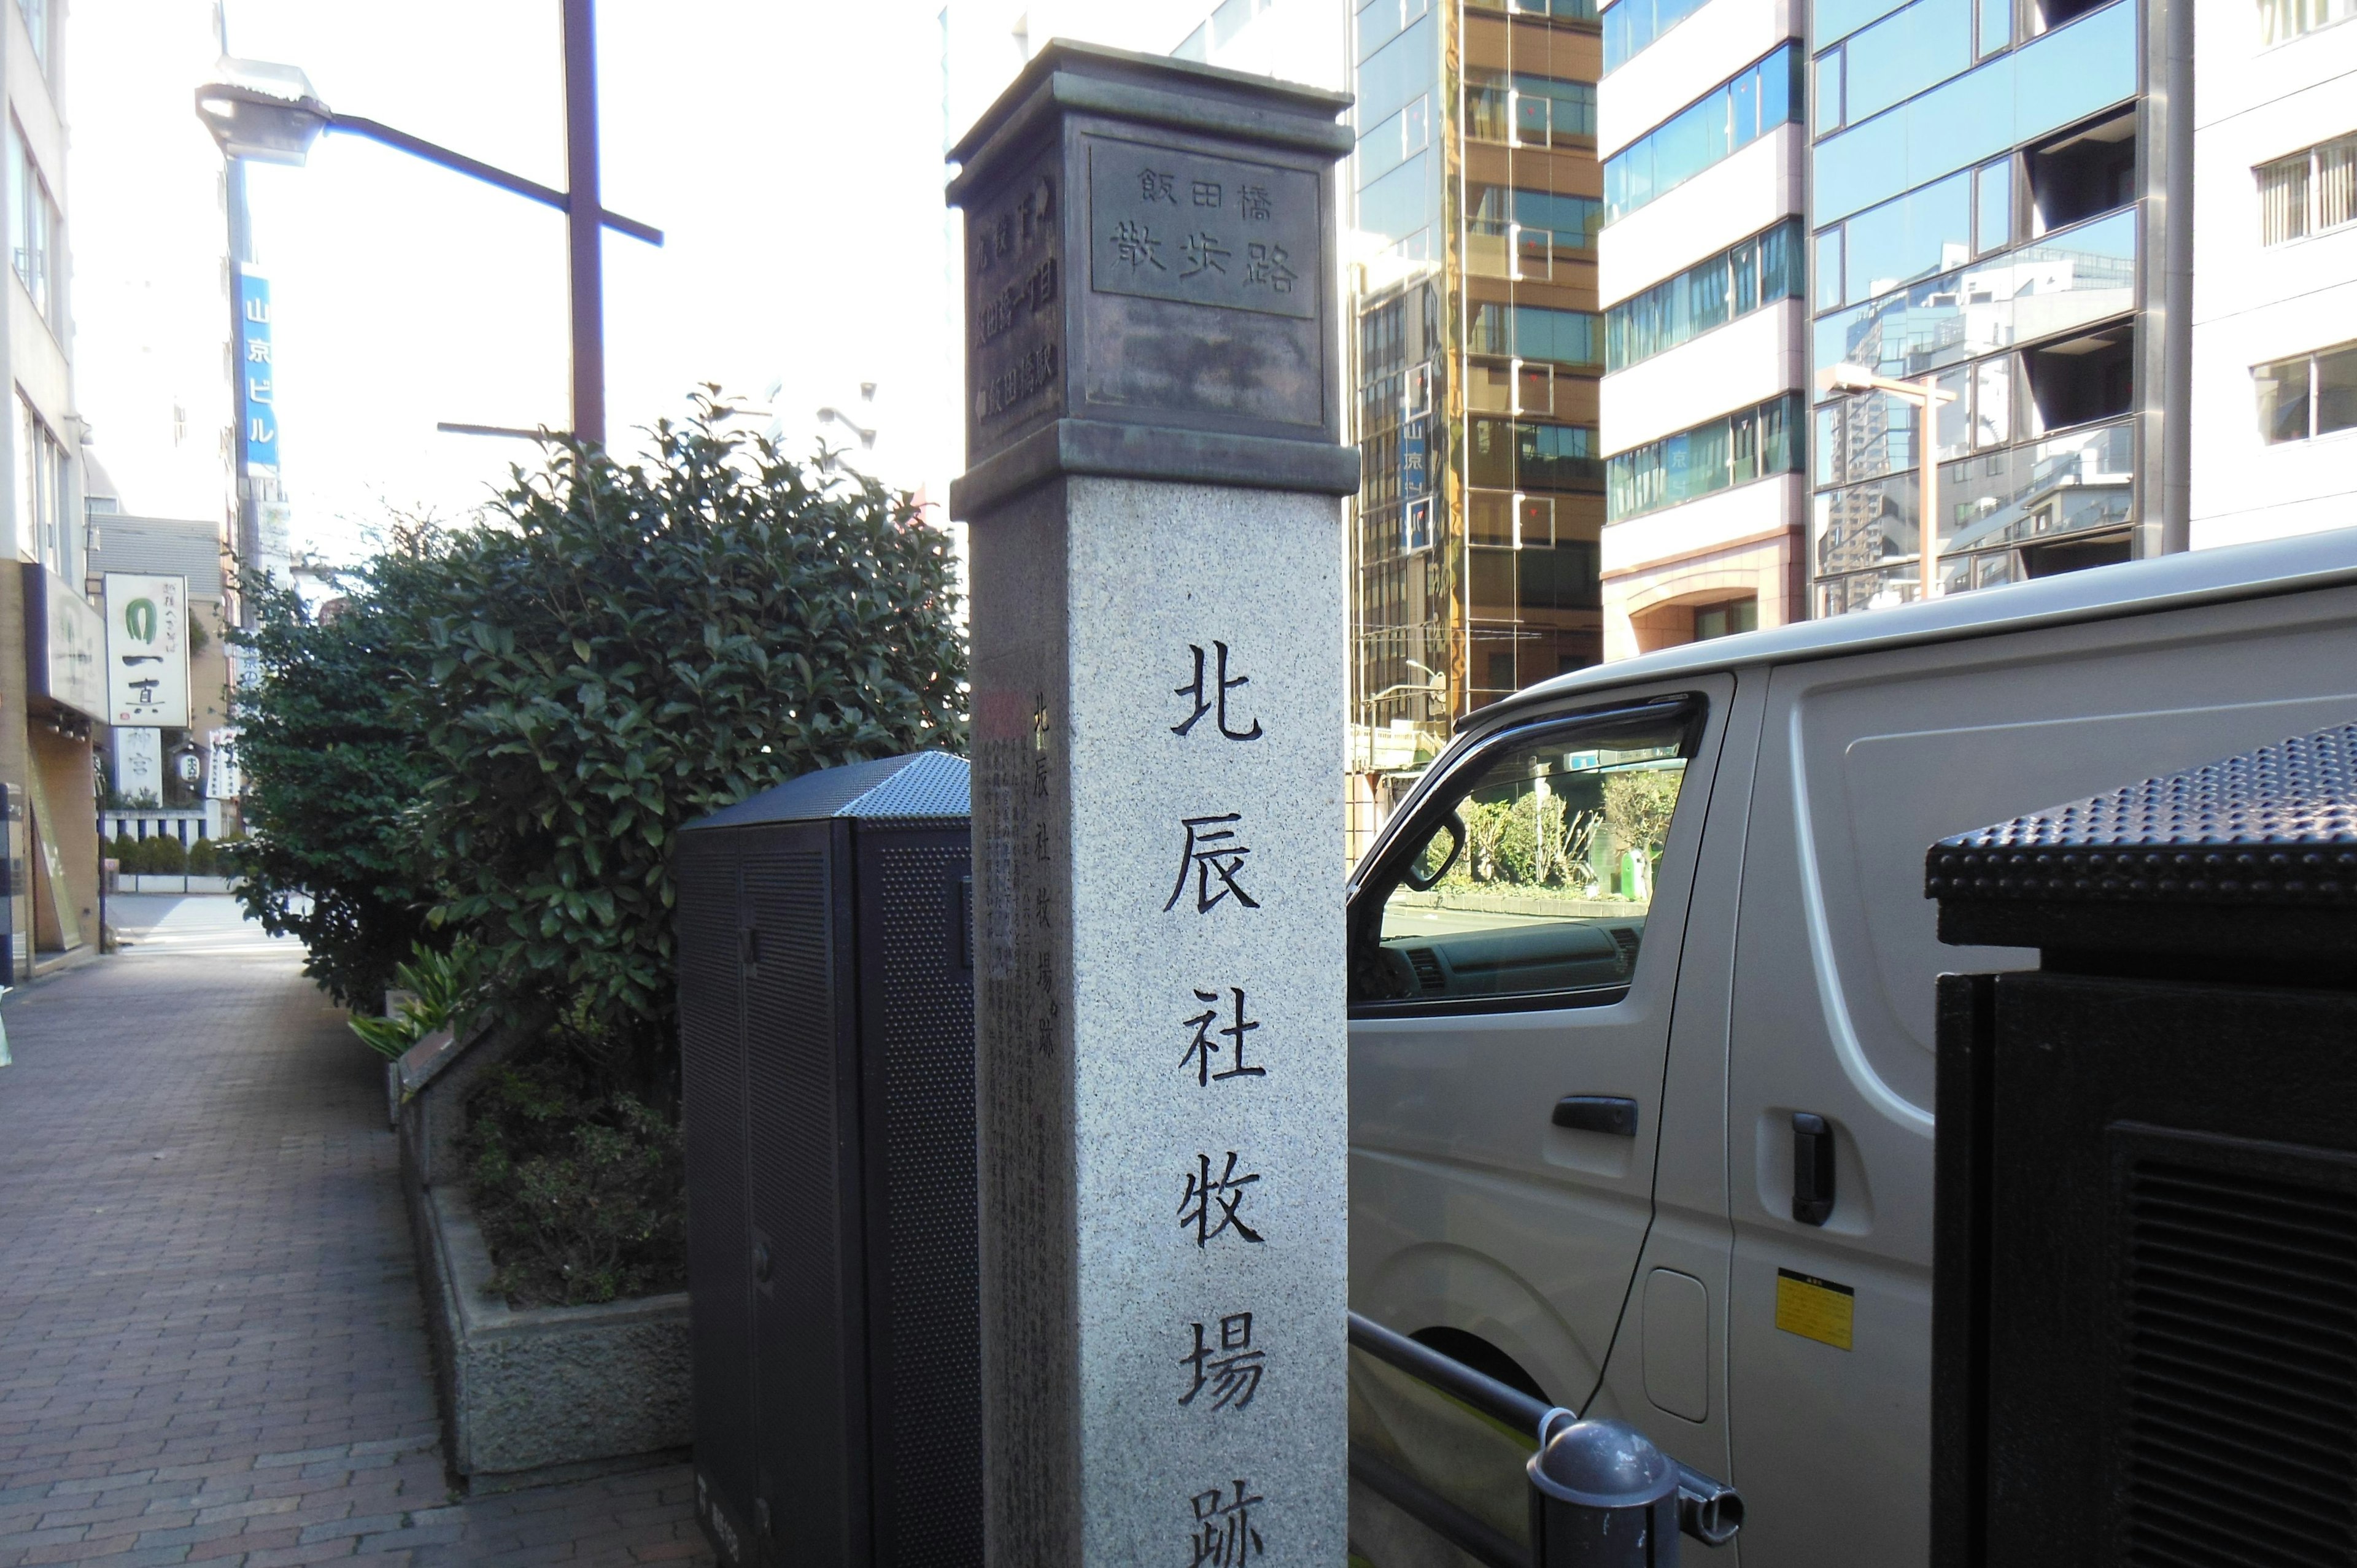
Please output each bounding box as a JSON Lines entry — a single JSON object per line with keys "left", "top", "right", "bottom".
{"left": 1807, "top": 0, "right": 2143, "bottom": 612}
{"left": 1350, "top": 0, "right": 1606, "bottom": 808}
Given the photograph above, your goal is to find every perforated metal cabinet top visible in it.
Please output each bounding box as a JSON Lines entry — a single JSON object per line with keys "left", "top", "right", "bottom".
{"left": 1926, "top": 722, "right": 2357, "bottom": 910}
{"left": 684, "top": 751, "right": 971, "bottom": 833}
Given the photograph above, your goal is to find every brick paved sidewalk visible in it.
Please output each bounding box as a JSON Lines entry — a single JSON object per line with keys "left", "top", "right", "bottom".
{"left": 0, "top": 900, "right": 711, "bottom": 1566}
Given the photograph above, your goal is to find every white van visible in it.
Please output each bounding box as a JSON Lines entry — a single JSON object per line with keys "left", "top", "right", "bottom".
{"left": 1345, "top": 530, "right": 2357, "bottom": 1564}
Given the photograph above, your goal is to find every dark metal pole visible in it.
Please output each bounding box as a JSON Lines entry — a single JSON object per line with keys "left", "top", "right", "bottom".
{"left": 562, "top": 0, "right": 605, "bottom": 447}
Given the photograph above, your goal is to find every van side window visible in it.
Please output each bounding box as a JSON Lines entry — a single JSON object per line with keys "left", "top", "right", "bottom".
{"left": 1351, "top": 703, "right": 1701, "bottom": 1009}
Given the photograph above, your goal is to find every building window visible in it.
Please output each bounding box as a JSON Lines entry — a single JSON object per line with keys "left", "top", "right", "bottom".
{"left": 1692, "top": 598, "right": 1759, "bottom": 639}
{"left": 1471, "top": 302, "right": 1601, "bottom": 367}
{"left": 1601, "top": 45, "right": 1800, "bottom": 223}
{"left": 2256, "top": 341, "right": 2357, "bottom": 443}
{"left": 2260, "top": 0, "right": 2356, "bottom": 43}
{"left": 15, "top": 0, "right": 44, "bottom": 72}
{"left": 2258, "top": 133, "right": 2357, "bottom": 245}
{"left": 1469, "top": 185, "right": 1604, "bottom": 253}
{"left": 1467, "top": 72, "right": 1597, "bottom": 147}
{"left": 1606, "top": 394, "right": 1803, "bottom": 521}
{"left": 1602, "top": 0, "right": 1716, "bottom": 72}
{"left": 1472, "top": 418, "right": 1603, "bottom": 490}
{"left": 6, "top": 118, "right": 58, "bottom": 325}
{"left": 15, "top": 392, "right": 66, "bottom": 573}
{"left": 1605, "top": 218, "right": 1802, "bottom": 370}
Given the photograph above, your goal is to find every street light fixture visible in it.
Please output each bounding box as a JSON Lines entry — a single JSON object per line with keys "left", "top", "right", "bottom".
{"left": 193, "top": 60, "right": 328, "bottom": 165}
{"left": 193, "top": 0, "right": 662, "bottom": 446}
{"left": 1820, "top": 361, "right": 1959, "bottom": 601}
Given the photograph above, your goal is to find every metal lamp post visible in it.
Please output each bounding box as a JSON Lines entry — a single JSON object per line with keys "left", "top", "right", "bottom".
{"left": 193, "top": 0, "right": 663, "bottom": 449}
{"left": 1822, "top": 362, "right": 1960, "bottom": 600}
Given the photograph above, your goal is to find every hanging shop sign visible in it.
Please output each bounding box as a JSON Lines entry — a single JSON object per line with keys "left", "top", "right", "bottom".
{"left": 104, "top": 573, "right": 190, "bottom": 728}
{"left": 21, "top": 564, "right": 106, "bottom": 719}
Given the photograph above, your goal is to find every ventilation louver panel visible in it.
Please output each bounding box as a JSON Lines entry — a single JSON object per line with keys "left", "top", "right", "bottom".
{"left": 2123, "top": 1157, "right": 2357, "bottom": 1567}
{"left": 1407, "top": 948, "right": 1444, "bottom": 992}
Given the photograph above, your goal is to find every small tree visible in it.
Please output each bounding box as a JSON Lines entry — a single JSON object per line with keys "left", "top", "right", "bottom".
{"left": 406, "top": 393, "right": 966, "bottom": 1064}
{"left": 226, "top": 549, "right": 446, "bottom": 1007}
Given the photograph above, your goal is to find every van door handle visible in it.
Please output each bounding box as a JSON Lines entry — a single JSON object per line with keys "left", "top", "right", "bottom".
{"left": 1792, "top": 1112, "right": 1835, "bottom": 1225}
{"left": 1553, "top": 1095, "right": 1639, "bottom": 1137}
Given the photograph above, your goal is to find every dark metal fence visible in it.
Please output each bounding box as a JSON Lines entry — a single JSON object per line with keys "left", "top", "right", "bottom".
{"left": 1347, "top": 1310, "right": 1743, "bottom": 1566}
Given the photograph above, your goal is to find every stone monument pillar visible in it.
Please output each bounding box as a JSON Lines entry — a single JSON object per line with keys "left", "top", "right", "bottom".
{"left": 947, "top": 43, "right": 1357, "bottom": 1568}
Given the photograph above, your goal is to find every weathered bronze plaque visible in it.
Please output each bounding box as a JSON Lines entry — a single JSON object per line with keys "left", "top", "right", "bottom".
{"left": 946, "top": 42, "right": 1358, "bottom": 514}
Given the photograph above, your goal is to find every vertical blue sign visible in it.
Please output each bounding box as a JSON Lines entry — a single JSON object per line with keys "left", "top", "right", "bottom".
{"left": 1399, "top": 417, "right": 1428, "bottom": 500}
{"left": 237, "top": 272, "right": 278, "bottom": 471}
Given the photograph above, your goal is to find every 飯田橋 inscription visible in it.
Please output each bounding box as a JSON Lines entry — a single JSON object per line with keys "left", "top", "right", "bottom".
{"left": 1088, "top": 137, "right": 1318, "bottom": 323}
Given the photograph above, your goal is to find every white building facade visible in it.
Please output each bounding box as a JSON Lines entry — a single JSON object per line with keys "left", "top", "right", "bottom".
{"left": 2188, "top": 0, "right": 2357, "bottom": 547}
{"left": 1593, "top": 0, "right": 1809, "bottom": 660}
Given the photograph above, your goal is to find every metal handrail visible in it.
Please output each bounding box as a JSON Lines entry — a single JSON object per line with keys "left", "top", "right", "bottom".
{"left": 1347, "top": 1310, "right": 1745, "bottom": 1553}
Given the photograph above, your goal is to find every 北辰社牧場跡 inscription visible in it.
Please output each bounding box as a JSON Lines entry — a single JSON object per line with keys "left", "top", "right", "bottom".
{"left": 1088, "top": 137, "right": 1318, "bottom": 322}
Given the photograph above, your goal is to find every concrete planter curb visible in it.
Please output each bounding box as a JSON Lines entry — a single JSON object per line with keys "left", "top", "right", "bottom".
{"left": 395, "top": 1005, "right": 690, "bottom": 1485}
{"left": 408, "top": 1181, "right": 691, "bottom": 1481}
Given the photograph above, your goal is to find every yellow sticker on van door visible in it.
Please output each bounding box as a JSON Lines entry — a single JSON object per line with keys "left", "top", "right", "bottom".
{"left": 1775, "top": 1269, "right": 1855, "bottom": 1351}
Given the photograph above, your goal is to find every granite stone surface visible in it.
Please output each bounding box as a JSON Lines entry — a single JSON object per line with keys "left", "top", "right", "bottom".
{"left": 972, "top": 474, "right": 1347, "bottom": 1567}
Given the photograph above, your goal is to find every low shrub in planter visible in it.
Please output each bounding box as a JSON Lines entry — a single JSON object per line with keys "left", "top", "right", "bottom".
{"left": 186, "top": 837, "right": 222, "bottom": 876}
{"left": 136, "top": 835, "right": 187, "bottom": 876}
{"left": 109, "top": 832, "right": 139, "bottom": 870}
{"left": 460, "top": 1019, "right": 685, "bottom": 1308}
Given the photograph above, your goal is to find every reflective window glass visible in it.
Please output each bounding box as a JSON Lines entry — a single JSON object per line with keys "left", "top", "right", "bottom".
{"left": 1973, "top": 356, "right": 2013, "bottom": 447}
{"left": 1976, "top": 158, "right": 2014, "bottom": 253}
{"left": 1354, "top": 707, "right": 1701, "bottom": 1008}
{"left": 2318, "top": 344, "right": 2357, "bottom": 436}
{"left": 1605, "top": 46, "right": 1802, "bottom": 222}
{"left": 1816, "top": 48, "right": 1846, "bottom": 134}
{"left": 1818, "top": 0, "right": 1914, "bottom": 46}
{"left": 1817, "top": 225, "right": 1846, "bottom": 309}
{"left": 2256, "top": 355, "right": 2312, "bottom": 444}
{"left": 1845, "top": 0, "right": 1973, "bottom": 125}
{"left": 1813, "top": 1, "right": 2134, "bottom": 224}
{"left": 1979, "top": 0, "right": 2013, "bottom": 50}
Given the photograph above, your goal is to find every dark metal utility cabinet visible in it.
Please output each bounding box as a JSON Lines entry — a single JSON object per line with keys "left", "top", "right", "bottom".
{"left": 675, "top": 751, "right": 977, "bottom": 1568}
{"left": 1926, "top": 724, "right": 2357, "bottom": 1568}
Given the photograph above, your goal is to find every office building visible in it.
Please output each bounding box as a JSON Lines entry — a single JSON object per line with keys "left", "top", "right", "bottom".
{"left": 1595, "top": 0, "right": 1809, "bottom": 657}
{"left": 1808, "top": 0, "right": 2161, "bottom": 611}
{"left": 1340, "top": 0, "right": 1609, "bottom": 849}
{"left": 0, "top": 0, "right": 98, "bottom": 973}
{"left": 2189, "top": 0, "right": 2357, "bottom": 546}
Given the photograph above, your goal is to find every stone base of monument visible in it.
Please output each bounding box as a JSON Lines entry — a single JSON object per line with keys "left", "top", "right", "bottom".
{"left": 408, "top": 1182, "right": 691, "bottom": 1489}
{"left": 396, "top": 1009, "right": 689, "bottom": 1488}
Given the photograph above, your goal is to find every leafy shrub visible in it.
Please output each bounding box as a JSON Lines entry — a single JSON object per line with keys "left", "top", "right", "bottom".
{"left": 408, "top": 392, "right": 966, "bottom": 1056}
{"left": 349, "top": 940, "right": 484, "bottom": 1061}
{"left": 227, "top": 554, "right": 445, "bottom": 1007}
{"left": 460, "top": 1022, "right": 686, "bottom": 1307}
{"left": 230, "top": 392, "right": 966, "bottom": 1049}
{"left": 107, "top": 831, "right": 139, "bottom": 868}
{"left": 136, "top": 835, "right": 187, "bottom": 876}
{"left": 185, "top": 838, "right": 221, "bottom": 876}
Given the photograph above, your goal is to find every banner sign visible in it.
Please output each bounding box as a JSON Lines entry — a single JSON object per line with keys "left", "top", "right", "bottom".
{"left": 206, "top": 728, "right": 244, "bottom": 800}
{"left": 104, "top": 573, "right": 190, "bottom": 728}
{"left": 20, "top": 563, "right": 104, "bottom": 719}
{"left": 238, "top": 272, "right": 278, "bottom": 472}
{"left": 113, "top": 727, "right": 164, "bottom": 804}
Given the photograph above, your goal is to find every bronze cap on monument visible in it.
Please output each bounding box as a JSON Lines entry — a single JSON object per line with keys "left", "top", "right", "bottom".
{"left": 946, "top": 40, "right": 1359, "bottom": 517}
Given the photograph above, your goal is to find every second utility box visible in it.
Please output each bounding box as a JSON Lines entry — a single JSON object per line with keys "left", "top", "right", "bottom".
{"left": 675, "top": 751, "right": 978, "bottom": 1568}
{"left": 1926, "top": 723, "right": 2357, "bottom": 1568}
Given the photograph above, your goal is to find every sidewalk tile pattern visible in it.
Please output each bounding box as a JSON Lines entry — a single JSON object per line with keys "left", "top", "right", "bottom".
{"left": 0, "top": 916, "right": 712, "bottom": 1565}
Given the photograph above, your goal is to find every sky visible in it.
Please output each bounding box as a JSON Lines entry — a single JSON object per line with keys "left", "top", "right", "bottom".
{"left": 69, "top": 0, "right": 1212, "bottom": 564}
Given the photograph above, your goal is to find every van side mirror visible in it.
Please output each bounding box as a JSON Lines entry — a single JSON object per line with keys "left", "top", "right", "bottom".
{"left": 1403, "top": 813, "right": 1465, "bottom": 892}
